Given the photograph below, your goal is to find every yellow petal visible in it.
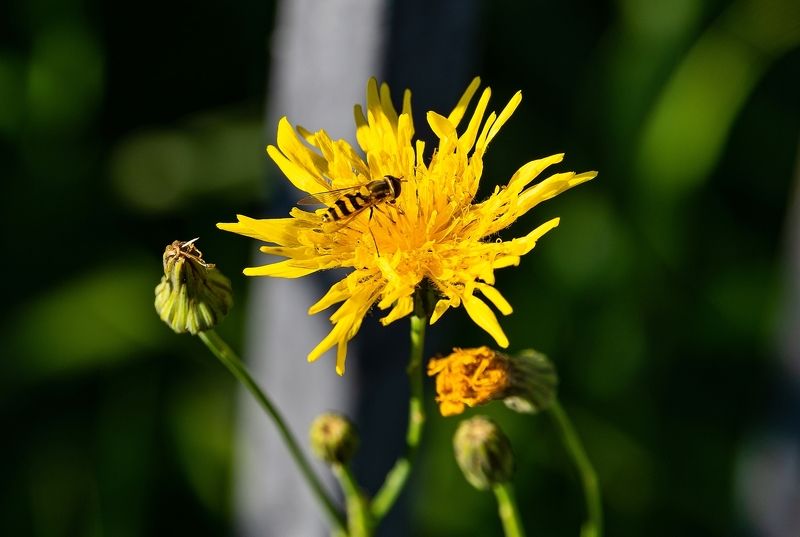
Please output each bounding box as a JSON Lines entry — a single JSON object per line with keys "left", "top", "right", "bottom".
{"left": 354, "top": 104, "right": 370, "bottom": 152}
{"left": 259, "top": 245, "right": 316, "bottom": 259}
{"left": 427, "top": 111, "right": 457, "bottom": 141}
{"left": 288, "top": 207, "right": 321, "bottom": 222}
{"left": 309, "top": 279, "right": 351, "bottom": 314}
{"left": 243, "top": 260, "right": 320, "bottom": 278}
{"left": 486, "top": 91, "right": 522, "bottom": 146}
{"left": 296, "top": 125, "right": 316, "bottom": 144}
{"left": 380, "top": 82, "right": 399, "bottom": 127}
{"left": 491, "top": 255, "right": 521, "bottom": 269}
{"left": 335, "top": 339, "right": 348, "bottom": 375}
{"left": 312, "top": 129, "right": 336, "bottom": 163}
{"left": 509, "top": 218, "right": 560, "bottom": 256}
{"left": 430, "top": 298, "right": 452, "bottom": 324}
{"left": 366, "top": 77, "right": 381, "bottom": 116}
{"left": 402, "top": 89, "right": 413, "bottom": 128}
{"left": 398, "top": 112, "right": 415, "bottom": 153}
{"left": 308, "top": 321, "right": 346, "bottom": 363}
{"left": 329, "top": 286, "right": 380, "bottom": 324}
{"left": 275, "top": 117, "right": 329, "bottom": 177}
{"left": 267, "top": 145, "right": 328, "bottom": 195}
{"left": 474, "top": 111, "right": 497, "bottom": 153}
{"left": 508, "top": 153, "right": 565, "bottom": 192}
{"left": 518, "top": 171, "right": 597, "bottom": 215}
{"left": 463, "top": 294, "right": 509, "bottom": 348}
{"left": 380, "top": 295, "right": 414, "bottom": 326}
{"left": 447, "top": 76, "right": 481, "bottom": 127}
{"left": 217, "top": 215, "right": 311, "bottom": 246}
{"left": 459, "top": 87, "right": 492, "bottom": 153}
{"left": 475, "top": 283, "right": 513, "bottom": 315}
{"left": 375, "top": 255, "right": 399, "bottom": 285}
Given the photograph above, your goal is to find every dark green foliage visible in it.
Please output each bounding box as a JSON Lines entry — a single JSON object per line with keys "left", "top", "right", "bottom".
{"left": 1, "top": 0, "right": 798, "bottom": 536}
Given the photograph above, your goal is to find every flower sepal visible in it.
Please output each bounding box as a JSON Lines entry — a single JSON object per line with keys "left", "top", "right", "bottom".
{"left": 501, "top": 349, "right": 557, "bottom": 414}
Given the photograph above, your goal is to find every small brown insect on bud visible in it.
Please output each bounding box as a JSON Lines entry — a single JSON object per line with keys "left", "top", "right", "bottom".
{"left": 154, "top": 238, "right": 233, "bottom": 335}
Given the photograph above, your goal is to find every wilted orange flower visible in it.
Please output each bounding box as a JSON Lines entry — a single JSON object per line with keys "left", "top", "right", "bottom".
{"left": 428, "top": 346, "right": 511, "bottom": 416}
{"left": 428, "top": 346, "right": 557, "bottom": 416}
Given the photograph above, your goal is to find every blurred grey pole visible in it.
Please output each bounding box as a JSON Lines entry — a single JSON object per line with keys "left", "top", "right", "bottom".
{"left": 235, "top": 2, "right": 387, "bottom": 535}
{"left": 737, "top": 140, "right": 800, "bottom": 536}
{"left": 236, "top": 1, "right": 478, "bottom": 536}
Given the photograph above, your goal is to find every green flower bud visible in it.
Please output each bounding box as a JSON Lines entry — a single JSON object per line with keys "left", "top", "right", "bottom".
{"left": 309, "top": 412, "right": 359, "bottom": 465}
{"left": 154, "top": 239, "right": 233, "bottom": 334}
{"left": 453, "top": 415, "right": 514, "bottom": 490}
{"left": 502, "top": 349, "right": 557, "bottom": 414}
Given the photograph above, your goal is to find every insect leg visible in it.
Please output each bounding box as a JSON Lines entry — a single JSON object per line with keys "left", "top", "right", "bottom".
{"left": 389, "top": 199, "right": 406, "bottom": 217}
{"left": 373, "top": 203, "right": 398, "bottom": 224}
{"left": 368, "top": 206, "right": 381, "bottom": 257}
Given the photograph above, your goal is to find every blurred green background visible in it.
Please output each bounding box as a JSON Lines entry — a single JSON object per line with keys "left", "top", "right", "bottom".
{"left": 2, "top": 0, "right": 799, "bottom": 535}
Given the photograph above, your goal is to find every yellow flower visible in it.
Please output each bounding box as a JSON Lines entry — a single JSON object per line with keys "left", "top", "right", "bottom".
{"left": 428, "top": 346, "right": 557, "bottom": 417}
{"left": 219, "top": 78, "right": 596, "bottom": 375}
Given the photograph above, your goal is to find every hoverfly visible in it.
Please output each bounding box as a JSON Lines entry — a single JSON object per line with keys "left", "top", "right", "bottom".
{"left": 298, "top": 175, "right": 403, "bottom": 225}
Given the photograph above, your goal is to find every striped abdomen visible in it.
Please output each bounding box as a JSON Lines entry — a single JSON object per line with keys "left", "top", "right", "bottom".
{"left": 322, "top": 190, "right": 372, "bottom": 222}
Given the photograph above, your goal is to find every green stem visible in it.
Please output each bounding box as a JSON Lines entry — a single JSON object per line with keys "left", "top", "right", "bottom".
{"left": 197, "top": 330, "right": 346, "bottom": 533}
{"left": 549, "top": 401, "right": 603, "bottom": 537}
{"left": 370, "top": 312, "right": 426, "bottom": 520}
{"left": 333, "top": 463, "right": 373, "bottom": 537}
{"left": 493, "top": 482, "right": 526, "bottom": 537}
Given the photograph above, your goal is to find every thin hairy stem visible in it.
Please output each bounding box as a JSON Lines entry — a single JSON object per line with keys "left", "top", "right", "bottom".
{"left": 370, "top": 311, "right": 427, "bottom": 520}
{"left": 493, "top": 482, "right": 526, "bottom": 537}
{"left": 549, "top": 401, "right": 603, "bottom": 537}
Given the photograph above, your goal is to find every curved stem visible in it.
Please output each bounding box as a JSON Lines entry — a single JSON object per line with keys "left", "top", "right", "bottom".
{"left": 370, "top": 313, "right": 426, "bottom": 520}
{"left": 493, "top": 482, "right": 526, "bottom": 537}
{"left": 549, "top": 401, "right": 603, "bottom": 537}
{"left": 197, "top": 330, "right": 346, "bottom": 533}
{"left": 333, "top": 463, "right": 373, "bottom": 537}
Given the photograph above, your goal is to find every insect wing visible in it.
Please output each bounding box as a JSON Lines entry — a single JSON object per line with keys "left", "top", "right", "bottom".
{"left": 297, "top": 185, "right": 364, "bottom": 206}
